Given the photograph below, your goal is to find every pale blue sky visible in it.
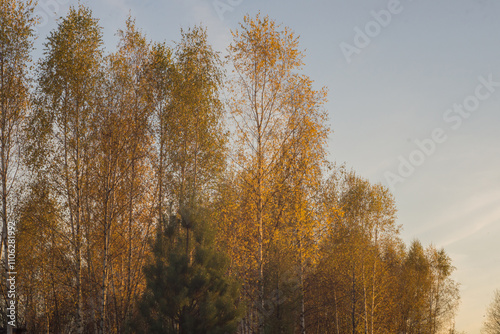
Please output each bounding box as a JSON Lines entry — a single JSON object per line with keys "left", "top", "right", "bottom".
{"left": 33, "top": 0, "right": 500, "bottom": 332}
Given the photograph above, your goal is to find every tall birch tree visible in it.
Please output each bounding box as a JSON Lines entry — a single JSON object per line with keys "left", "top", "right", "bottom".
{"left": 36, "top": 6, "right": 104, "bottom": 332}
{"left": 0, "top": 0, "right": 35, "bottom": 287}
{"left": 227, "top": 13, "right": 328, "bottom": 332}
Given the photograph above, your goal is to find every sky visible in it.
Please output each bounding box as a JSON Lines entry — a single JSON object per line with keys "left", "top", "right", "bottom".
{"left": 32, "top": 0, "right": 500, "bottom": 332}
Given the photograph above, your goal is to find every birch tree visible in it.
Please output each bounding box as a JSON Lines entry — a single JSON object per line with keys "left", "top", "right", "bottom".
{"left": 148, "top": 41, "right": 173, "bottom": 228}
{"left": 227, "top": 13, "right": 328, "bottom": 332}
{"left": 150, "top": 26, "right": 226, "bottom": 269}
{"left": 16, "top": 176, "right": 72, "bottom": 332}
{"left": 36, "top": 6, "right": 104, "bottom": 332}
{"left": 164, "top": 26, "right": 226, "bottom": 210}
{"left": 482, "top": 289, "right": 500, "bottom": 334}
{"left": 0, "top": 0, "right": 35, "bottom": 291}
{"left": 100, "top": 17, "right": 155, "bottom": 331}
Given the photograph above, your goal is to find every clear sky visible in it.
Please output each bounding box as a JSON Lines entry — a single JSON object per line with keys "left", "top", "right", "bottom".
{"left": 33, "top": 0, "right": 500, "bottom": 332}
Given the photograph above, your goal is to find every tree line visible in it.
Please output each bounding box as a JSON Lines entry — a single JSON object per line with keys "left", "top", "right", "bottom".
{"left": 1, "top": 2, "right": 461, "bottom": 333}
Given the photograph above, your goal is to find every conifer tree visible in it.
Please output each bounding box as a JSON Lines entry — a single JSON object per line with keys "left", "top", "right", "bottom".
{"left": 132, "top": 208, "right": 243, "bottom": 334}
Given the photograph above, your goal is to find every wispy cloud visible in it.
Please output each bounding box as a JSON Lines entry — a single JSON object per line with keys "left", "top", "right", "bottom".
{"left": 413, "top": 189, "right": 500, "bottom": 235}
{"left": 437, "top": 196, "right": 500, "bottom": 247}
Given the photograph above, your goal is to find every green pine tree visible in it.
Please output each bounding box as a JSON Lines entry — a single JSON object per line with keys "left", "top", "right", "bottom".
{"left": 130, "top": 207, "right": 243, "bottom": 334}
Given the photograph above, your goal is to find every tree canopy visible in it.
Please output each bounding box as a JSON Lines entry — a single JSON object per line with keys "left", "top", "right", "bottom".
{"left": 1, "top": 3, "right": 463, "bottom": 333}
{"left": 482, "top": 289, "right": 500, "bottom": 334}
